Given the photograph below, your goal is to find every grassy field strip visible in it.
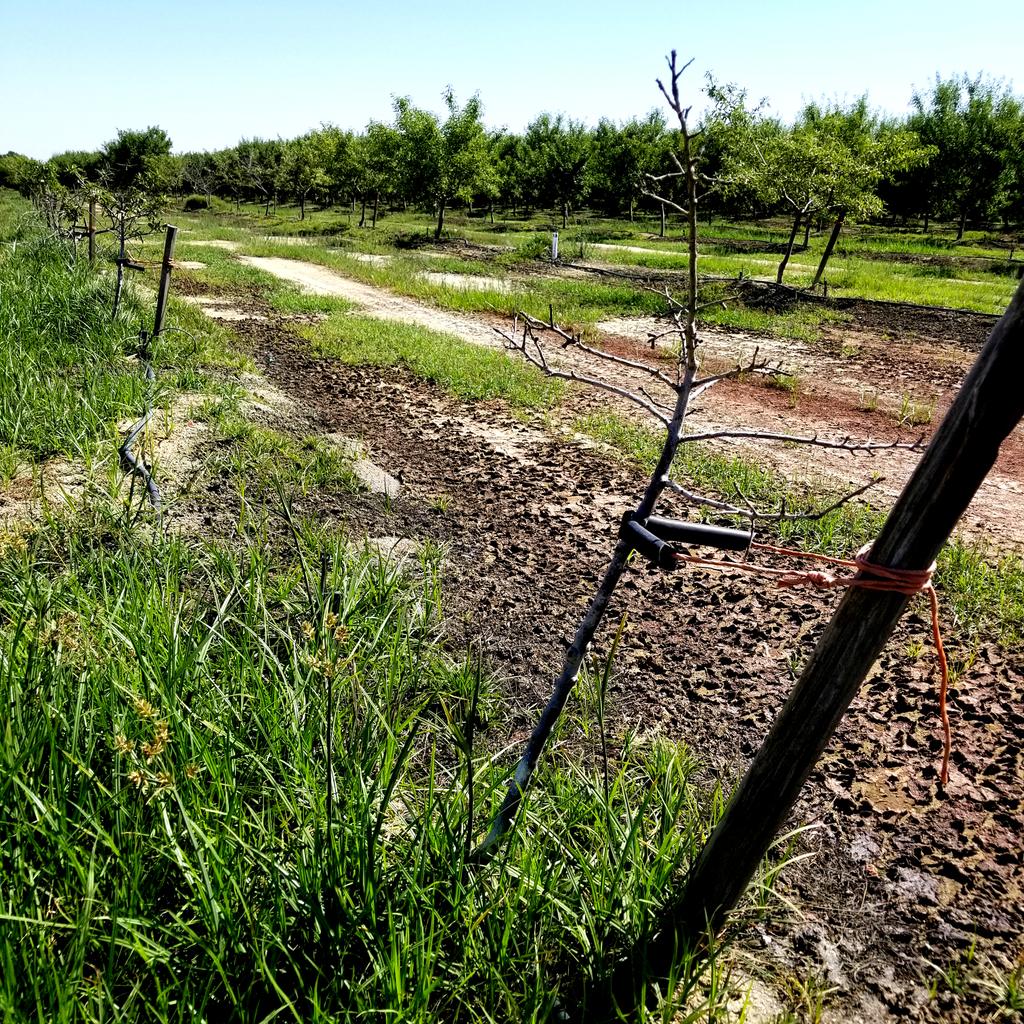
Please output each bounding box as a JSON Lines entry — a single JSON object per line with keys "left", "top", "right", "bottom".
{"left": 243, "top": 236, "right": 670, "bottom": 328}
{"left": 584, "top": 243, "right": 1014, "bottom": 313}
{"left": 203, "top": 231, "right": 841, "bottom": 342}
{"left": 164, "top": 213, "right": 847, "bottom": 339}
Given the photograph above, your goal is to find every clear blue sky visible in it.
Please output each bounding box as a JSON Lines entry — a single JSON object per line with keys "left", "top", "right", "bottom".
{"left": 2, "top": 0, "right": 1021, "bottom": 158}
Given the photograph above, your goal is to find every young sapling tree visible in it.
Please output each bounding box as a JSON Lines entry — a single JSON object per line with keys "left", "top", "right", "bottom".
{"left": 476, "top": 53, "right": 922, "bottom": 856}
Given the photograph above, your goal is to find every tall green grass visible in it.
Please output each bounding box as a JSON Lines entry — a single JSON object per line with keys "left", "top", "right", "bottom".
{"left": 0, "top": 234, "right": 239, "bottom": 479}
{"left": 0, "top": 237, "right": 157, "bottom": 461}
{"left": 0, "top": 510, "right": 727, "bottom": 1022}
{"left": 0, "top": 189, "right": 36, "bottom": 243}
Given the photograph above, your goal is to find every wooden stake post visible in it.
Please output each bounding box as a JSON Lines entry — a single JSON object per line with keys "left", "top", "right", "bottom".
{"left": 152, "top": 225, "right": 177, "bottom": 340}
{"left": 620, "top": 277, "right": 1024, "bottom": 1001}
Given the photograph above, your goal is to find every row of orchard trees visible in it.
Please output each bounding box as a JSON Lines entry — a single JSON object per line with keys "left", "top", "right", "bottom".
{"left": 159, "top": 100, "right": 667, "bottom": 237}
{"left": 3, "top": 73, "right": 1023, "bottom": 260}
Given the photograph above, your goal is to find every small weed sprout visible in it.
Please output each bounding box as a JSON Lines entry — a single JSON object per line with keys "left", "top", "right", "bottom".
{"left": 859, "top": 389, "right": 880, "bottom": 412}
{"left": 765, "top": 371, "right": 801, "bottom": 407}
{"left": 897, "top": 393, "right": 935, "bottom": 427}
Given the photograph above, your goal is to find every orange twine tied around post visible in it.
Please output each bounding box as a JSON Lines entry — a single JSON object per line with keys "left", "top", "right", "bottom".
{"left": 673, "top": 541, "right": 952, "bottom": 785}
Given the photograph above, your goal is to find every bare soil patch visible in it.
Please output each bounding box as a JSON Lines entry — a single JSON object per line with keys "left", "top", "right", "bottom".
{"left": 181, "top": 294, "right": 268, "bottom": 322}
{"left": 0, "top": 460, "right": 87, "bottom": 525}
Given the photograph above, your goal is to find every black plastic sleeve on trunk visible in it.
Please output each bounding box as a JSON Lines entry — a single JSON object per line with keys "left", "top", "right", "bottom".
{"left": 619, "top": 519, "right": 679, "bottom": 569}
{"left": 644, "top": 516, "right": 752, "bottom": 551}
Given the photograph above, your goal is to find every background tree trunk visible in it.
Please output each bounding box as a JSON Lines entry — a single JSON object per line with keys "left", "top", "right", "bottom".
{"left": 776, "top": 211, "right": 802, "bottom": 284}
{"left": 812, "top": 209, "right": 847, "bottom": 288}
{"left": 435, "top": 198, "right": 446, "bottom": 239}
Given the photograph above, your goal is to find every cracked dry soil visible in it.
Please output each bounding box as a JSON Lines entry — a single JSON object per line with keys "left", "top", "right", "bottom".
{"left": 174, "top": 269, "right": 1022, "bottom": 1022}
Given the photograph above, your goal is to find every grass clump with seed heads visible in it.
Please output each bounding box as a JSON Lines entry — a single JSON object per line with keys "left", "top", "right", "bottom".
{"left": 0, "top": 509, "right": 745, "bottom": 1022}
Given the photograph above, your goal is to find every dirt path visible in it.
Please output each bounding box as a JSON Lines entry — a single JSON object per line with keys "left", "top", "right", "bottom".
{"left": 239, "top": 255, "right": 507, "bottom": 348}
{"left": 237, "top": 252, "right": 1024, "bottom": 548}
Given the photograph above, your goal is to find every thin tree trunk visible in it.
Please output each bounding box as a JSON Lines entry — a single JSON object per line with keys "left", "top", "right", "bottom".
{"left": 562, "top": 202, "right": 568, "bottom": 229}
{"left": 776, "top": 211, "right": 802, "bottom": 284}
{"left": 802, "top": 217, "right": 811, "bottom": 248}
{"left": 371, "top": 192, "right": 379, "bottom": 229}
{"left": 659, "top": 202, "right": 666, "bottom": 237}
{"left": 359, "top": 197, "right": 366, "bottom": 228}
{"left": 475, "top": 98, "right": 703, "bottom": 858}
{"left": 812, "top": 209, "right": 846, "bottom": 289}
{"left": 300, "top": 195, "right": 305, "bottom": 220}
{"left": 629, "top": 198, "right": 634, "bottom": 224}
{"left": 957, "top": 209, "right": 967, "bottom": 241}
{"left": 435, "top": 198, "right": 446, "bottom": 239}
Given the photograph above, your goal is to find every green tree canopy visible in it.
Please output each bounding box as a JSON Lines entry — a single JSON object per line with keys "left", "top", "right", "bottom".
{"left": 589, "top": 112, "right": 668, "bottom": 218}
{"left": 282, "top": 131, "right": 331, "bottom": 219}
{"left": 100, "top": 126, "right": 173, "bottom": 191}
{"left": 394, "top": 89, "right": 492, "bottom": 238}
{"left": 523, "top": 114, "right": 592, "bottom": 228}
{"left": 908, "top": 74, "right": 1023, "bottom": 237}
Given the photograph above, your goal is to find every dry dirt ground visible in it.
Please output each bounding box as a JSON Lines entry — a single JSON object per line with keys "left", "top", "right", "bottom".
{"left": 237, "top": 254, "right": 1024, "bottom": 547}
{"left": 170, "top": 253, "right": 1022, "bottom": 1023}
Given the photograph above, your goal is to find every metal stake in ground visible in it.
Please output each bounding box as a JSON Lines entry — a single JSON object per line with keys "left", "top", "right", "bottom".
{"left": 152, "top": 224, "right": 178, "bottom": 339}
{"left": 613, "top": 275, "right": 1024, "bottom": 1009}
